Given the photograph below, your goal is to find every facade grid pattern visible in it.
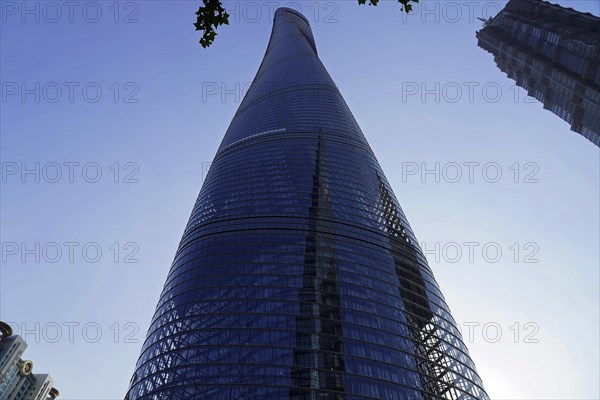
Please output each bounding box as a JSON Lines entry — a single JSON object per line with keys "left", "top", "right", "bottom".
{"left": 126, "top": 8, "right": 489, "bottom": 400}
{"left": 477, "top": 0, "right": 600, "bottom": 146}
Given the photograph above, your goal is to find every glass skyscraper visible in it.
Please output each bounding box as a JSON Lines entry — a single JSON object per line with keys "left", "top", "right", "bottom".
{"left": 126, "top": 8, "right": 488, "bottom": 399}
{"left": 477, "top": 0, "right": 600, "bottom": 146}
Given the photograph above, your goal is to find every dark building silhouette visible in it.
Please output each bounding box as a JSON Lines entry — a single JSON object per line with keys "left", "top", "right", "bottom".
{"left": 125, "top": 8, "right": 488, "bottom": 399}
{"left": 477, "top": 0, "right": 600, "bottom": 146}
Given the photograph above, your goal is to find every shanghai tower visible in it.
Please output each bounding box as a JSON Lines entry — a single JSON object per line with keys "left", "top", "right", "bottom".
{"left": 126, "top": 8, "right": 488, "bottom": 400}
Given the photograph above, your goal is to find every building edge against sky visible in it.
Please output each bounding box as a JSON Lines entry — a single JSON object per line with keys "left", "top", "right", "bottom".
{"left": 477, "top": 0, "right": 600, "bottom": 146}
{"left": 126, "top": 7, "right": 489, "bottom": 399}
{"left": 0, "top": 322, "right": 59, "bottom": 400}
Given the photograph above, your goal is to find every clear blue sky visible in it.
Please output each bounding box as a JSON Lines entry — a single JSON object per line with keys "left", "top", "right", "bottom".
{"left": 1, "top": 1, "right": 598, "bottom": 398}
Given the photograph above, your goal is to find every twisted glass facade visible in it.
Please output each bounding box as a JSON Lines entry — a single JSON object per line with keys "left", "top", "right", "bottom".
{"left": 126, "top": 8, "right": 488, "bottom": 400}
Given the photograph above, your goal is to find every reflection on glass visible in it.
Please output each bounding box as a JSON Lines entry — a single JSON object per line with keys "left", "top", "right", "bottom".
{"left": 125, "top": 7, "right": 489, "bottom": 400}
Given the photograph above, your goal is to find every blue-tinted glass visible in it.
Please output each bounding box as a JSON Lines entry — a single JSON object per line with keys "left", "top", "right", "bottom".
{"left": 126, "top": 8, "right": 489, "bottom": 400}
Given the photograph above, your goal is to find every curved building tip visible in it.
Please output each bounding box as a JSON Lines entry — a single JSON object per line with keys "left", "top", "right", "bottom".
{"left": 274, "top": 7, "right": 311, "bottom": 26}
{"left": 272, "top": 7, "right": 317, "bottom": 55}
